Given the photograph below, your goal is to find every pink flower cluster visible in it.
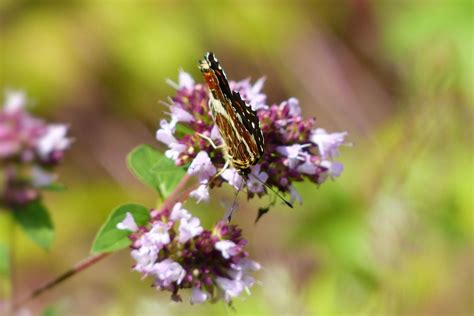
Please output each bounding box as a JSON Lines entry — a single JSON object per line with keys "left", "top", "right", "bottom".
{"left": 118, "top": 202, "right": 260, "bottom": 304}
{"left": 156, "top": 71, "right": 348, "bottom": 206}
{"left": 0, "top": 91, "right": 72, "bottom": 206}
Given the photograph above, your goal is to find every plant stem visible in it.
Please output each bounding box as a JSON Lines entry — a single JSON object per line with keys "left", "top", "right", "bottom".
{"left": 160, "top": 173, "right": 191, "bottom": 210}
{"left": 13, "top": 252, "right": 110, "bottom": 310}
{"left": 13, "top": 174, "right": 194, "bottom": 310}
{"left": 6, "top": 213, "right": 15, "bottom": 316}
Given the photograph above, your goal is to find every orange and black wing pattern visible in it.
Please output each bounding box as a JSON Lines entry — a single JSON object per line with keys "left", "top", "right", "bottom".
{"left": 199, "top": 52, "right": 264, "bottom": 174}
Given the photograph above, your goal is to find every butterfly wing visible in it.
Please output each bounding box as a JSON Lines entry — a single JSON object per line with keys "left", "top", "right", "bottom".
{"left": 200, "top": 52, "right": 265, "bottom": 173}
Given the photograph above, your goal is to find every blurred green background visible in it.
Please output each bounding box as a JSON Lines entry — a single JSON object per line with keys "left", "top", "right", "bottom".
{"left": 1, "top": 0, "right": 472, "bottom": 315}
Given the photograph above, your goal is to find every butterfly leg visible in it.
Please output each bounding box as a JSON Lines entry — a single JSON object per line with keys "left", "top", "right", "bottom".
{"left": 197, "top": 133, "right": 224, "bottom": 150}
{"left": 224, "top": 177, "right": 243, "bottom": 222}
{"left": 207, "top": 159, "right": 230, "bottom": 187}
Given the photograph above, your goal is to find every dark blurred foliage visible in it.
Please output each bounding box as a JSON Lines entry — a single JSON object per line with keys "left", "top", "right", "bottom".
{"left": 0, "top": 0, "right": 472, "bottom": 315}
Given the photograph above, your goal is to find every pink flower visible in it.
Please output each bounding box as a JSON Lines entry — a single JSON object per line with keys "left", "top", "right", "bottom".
{"left": 221, "top": 168, "right": 244, "bottom": 190}
{"left": 319, "top": 160, "right": 344, "bottom": 182}
{"left": 289, "top": 185, "right": 302, "bottom": 205}
{"left": 277, "top": 143, "right": 311, "bottom": 169}
{"left": 170, "top": 106, "right": 194, "bottom": 123}
{"left": 156, "top": 121, "right": 178, "bottom": 145}
{"left": 167, "top": 70, "right": 195, "bottom": 90}
{"left": 116, "top": 212, "right": 139, "bottom": 232}
{"left": 187, "top": 151, "right": 216, "bottom": 182}
{"left": 310, "top": 128, "right": 347, "bottom": 160}
{"left": 36, "top": 124, "right": 72, "bottom": 160}
{"left": 246, "top": 164, "right": 268, "bottom": 193}
{"left": 189, "top": 183, "right": 210, "bottom": 203}
{"left": 4, "top": 90, "right": 26, "bottom": 113}
{"left": 231, "top": 77, "right": 267, "bottom": 111}
{"left": 280, "top": 97, "right": 301, "bottom": 116}
{"left": 215, "top": 240, "right": 240, "bottom": 259}
{"left": 178, "top": 217, "right": 203, "bottom": 243}
{"left": 296, "top": 154, "right": 317, "bottom": 175}
{"left": 131, "top": 247, "right": 157, "bottom": 275}
{"left": 215, "top": 277, "right": 246, "bottom": 302}
{"left": 147, "top": 221, "right": 171, "bottom": 245}
{"left": 191, "top": 287, "right": 209, "bottom": 304}
{"left": 170, "top": 202, "right": 191, "bottom": 221}
{"left": 153, "top": 259, "right": 186, "bottom": 287}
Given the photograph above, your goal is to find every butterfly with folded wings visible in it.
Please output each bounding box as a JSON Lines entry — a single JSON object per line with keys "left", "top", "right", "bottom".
{"left": 199, "top": 52, "right": 265, "bottom": 176}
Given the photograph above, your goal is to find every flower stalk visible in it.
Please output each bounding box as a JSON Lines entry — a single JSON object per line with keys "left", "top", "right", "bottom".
{"left": 13, "top": 173, "right": 195, "bottom": 310}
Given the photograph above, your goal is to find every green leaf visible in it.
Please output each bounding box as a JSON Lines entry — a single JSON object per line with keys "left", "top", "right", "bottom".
{"left": 0, "top": 243, "right": 9, "bottom": 276}
{"left": 255, "top": 207, "right": 270, "bottom": 223}
{"left": 13, "top": 201, "right": 54, "bottom": 250}
{"left": 41, "top": 182, "right": 67, "bottom": 192}
{"left": 91, "top": 203, "right": 150, "bottom": 254}
{"left": 42, "top": 305, "right": 59, "bottom": 316}
{"left": 127, "top": 145, "right": 185, "bottom": 199}
{"left": 175, "top": 123, "right": 194, "bottom": 138}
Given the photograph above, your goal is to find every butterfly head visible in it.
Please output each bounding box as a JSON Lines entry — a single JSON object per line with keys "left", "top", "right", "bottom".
{"left": 199, "top": 52, "right": 221, "bottom": 91}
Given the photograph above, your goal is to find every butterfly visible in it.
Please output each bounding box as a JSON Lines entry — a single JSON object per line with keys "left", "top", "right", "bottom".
{"left": 199, "top": 52, "right": 264, "bottom": 176}
{"left": 199, "top": 52, "right": 291, "bottom": 221}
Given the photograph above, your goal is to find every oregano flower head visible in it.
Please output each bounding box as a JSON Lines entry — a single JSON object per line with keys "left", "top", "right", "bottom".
{"left": 0, "top": 90, "right": 72, "bottom": 207}
{"left": 156, "top": 70, "right": 348, "bottom": 208}
{"left": 118, "top": 203, "right": 260, "bottom": 304}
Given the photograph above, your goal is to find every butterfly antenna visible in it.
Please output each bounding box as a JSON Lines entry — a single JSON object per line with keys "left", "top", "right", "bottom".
{"left": 224, "top": 179, "right": 243, "bottom": 222}
{"left": 249, "top": 174, "right": 293, "bottom": 208}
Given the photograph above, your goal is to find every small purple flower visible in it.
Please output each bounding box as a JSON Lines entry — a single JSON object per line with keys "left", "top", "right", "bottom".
{"left": 276, "top": 143, "right": 311, "bottom": 169}
{"left": 319, "top": 160, "right": 344, "bottom": 182}
{"left": 147, "top": 221, "right": 171, "bottom": 245}
{"left": 310, "top": 128, "right": 347, "bottom": 160}
{"left": 116, "top": 212, "right": 139, "bottom": 232}
{"left": 167, "top": 69, "right": 195, "bottom": 90}
{"left": 178, "top": 217, "right": 203, "bottom": 243}
{"left": 246, "top": 164, "right": 268, "bottom": 194}
{"left": 235, "top": 258, "right": 261, "bottom": 274}
{"left": 189, "top": 183, "right": 210, "bottom": 203}
{"left": 170, "top": 202, "right": 191, "bottom": 221}
{"left": 280, "top": 97, "right": 301, "bottom": 117}
{"left": 221, "top": 168, "right": 244, "bottom": 190}
{"left": 191, "top": 287, "right": 209, "bottom": 304}
{"left": 153, "top": 259, "right": 186, "bottom": 287}
{"left": 131, "top": 247, "right": 157, "bottom": 275}
{"left": 156, "top": 121, "right": 178, "bottom": 144}
{"left": 4, "top": 90, "right": 26, "bottom": 113}
{"left": 231, "top": 77, "right": 267, "bottom": 111}
{"left": 36, "top": 124, "right": 72, "bottom": 161}
{"left": 296, "top": 153, "right": 318, "bottom": 175}
{"left": 187, "top": 151, "right": 216, "bottom": 182}
{"left": 31, "top": 166, "right": 57, "bottom": 188}
{"left": 215, "top": 277, "right": 245, "bottom": 303}
{"left": 170, "top": 106, "right": 195, "bottom": 123}
{"left": 215, "top": 240, "right": 240, "bottom": 259}
{"left": 289, "top": 185, "right": 302, "bottom": 205}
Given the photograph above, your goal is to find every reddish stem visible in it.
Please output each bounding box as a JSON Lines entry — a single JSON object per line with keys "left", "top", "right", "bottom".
{"left": 14, "top": 173, "right": 195, "bottom": 310}
{"left": 160, "top": 173, "right": 191, "bottom": 210}
{"left": 13, "top": 253, "right": 110, "bottom": 310}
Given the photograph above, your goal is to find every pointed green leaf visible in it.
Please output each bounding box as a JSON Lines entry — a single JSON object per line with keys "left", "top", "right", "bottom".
{"left": 127, "top": 145, "right": 185, "bottom": 199}
{"left": 255, "top": 207, "right": 270, "bottom": 223}
{"left": 91, "top": 203, "right": 150, "bottom": 254}
{"left": 175, "top": 123, "right": 194, "bottom": 138}
{"left": 41, "top": 182, "right": 67, "bottom": 192}
{"left": 42, "top": 306, "right": 59, "bottom": 316}
{"left": 0, "top": 243, "right": 9, "bottom": 276}
{"left": 13, "top": 201, "right": 54, "bottom": 250}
